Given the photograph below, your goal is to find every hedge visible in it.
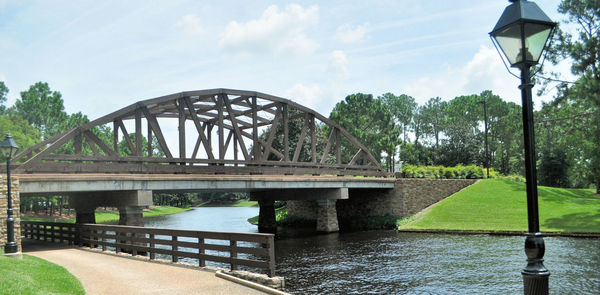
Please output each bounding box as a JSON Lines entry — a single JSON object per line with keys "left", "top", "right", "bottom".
{"left": 401, "top": 164, "right": 490, "bottom": 179}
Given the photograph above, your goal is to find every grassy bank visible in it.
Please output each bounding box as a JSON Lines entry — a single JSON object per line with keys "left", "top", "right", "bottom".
{"left": 247, "top": 206, "right": 286, "bottom": 225}
{"left": 398, "top": 179, "right": 600, "bottom": 233}
{"left": 0, "top": 252, "right": 84, "bottom": 294}
{"left": 21, "top": 206, "right": 190, "bottom": 224}
{"left": 197, "top": 200, "right": 258, "bottom": 207}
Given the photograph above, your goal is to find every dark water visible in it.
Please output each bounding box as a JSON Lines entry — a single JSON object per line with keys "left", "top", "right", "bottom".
{"left": 146, "top": 207, "right": 600, "bottom": 295}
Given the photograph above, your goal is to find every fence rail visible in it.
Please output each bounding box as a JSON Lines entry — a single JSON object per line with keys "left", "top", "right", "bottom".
{"left": 22, "top": 221, "right": 276, "bottom": 277}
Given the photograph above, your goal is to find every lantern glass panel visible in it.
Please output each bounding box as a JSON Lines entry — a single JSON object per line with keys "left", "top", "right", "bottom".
{"left": 524, "top": 23, "right": 552, "bottom": 63}
{"left": 494, "top": 23, "right": 523, "bottom": 65}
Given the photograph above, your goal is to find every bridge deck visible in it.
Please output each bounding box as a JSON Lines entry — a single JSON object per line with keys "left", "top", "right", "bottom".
{"left": 17, "top": 173, "right": 395, "bottom": 195}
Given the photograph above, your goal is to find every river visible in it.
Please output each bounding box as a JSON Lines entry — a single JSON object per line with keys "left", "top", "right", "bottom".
{"left": 145, "top": 207, "right": 600, "bottom": 295}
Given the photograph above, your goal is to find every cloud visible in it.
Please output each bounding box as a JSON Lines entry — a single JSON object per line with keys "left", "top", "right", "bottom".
{"left": 219, "top": 4, "right": 319, "bottom": 56}
{"left": 285, "top": 83, "right": 322, "bottom": 109}
{"left": 403, "top": 45, "right": 522, "bottom": 104}
{"left": 176, "top": 14, "right": 204, "bottom": 35}
{"left": 335, "top": 23, "right": 368, "bottom": 44}
{"left": 328, "top": 50, "right": 349, "bottom": 80}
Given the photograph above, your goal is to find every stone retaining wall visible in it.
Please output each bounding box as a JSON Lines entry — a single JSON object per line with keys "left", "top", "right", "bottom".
{"left": 288, "top": 178, "right": 478, "bottom": 221}
{"left": 398, "top": 178, "right": 478, "bottom": 216}
{"left": 0, "top": 175, "right": 21, "bottom": 252}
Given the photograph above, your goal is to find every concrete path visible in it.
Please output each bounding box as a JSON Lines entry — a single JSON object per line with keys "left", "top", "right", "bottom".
{"left": 23, "top": 240, "right": 266, "bottom": 295}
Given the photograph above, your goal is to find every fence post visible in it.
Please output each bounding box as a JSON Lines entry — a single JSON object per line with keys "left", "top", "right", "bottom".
{"left": 267, "top": 235, "right": 276, "bottom": 277}
{"left": 198, "top": 236, "right": 205, "bottom": 267}
{"left": 172, "top": 235, "right": 178, "bottom": 263}
{"left": 149, "top": 233, "right": 155, "bottom": 260}
{"left": 230, "top": 239, "right": 238, "bottom": 271}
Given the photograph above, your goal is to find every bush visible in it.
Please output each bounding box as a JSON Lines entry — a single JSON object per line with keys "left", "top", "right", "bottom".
{"left": 402, "top": 164, "right": 486, "bottom": 179}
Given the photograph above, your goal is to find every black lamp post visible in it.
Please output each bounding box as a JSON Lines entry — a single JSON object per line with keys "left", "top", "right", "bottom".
{"left": 1, "top": 134, "right": 19, "bottom": 254}
{"left": 477, "top": 100, "right": 490, "bottom": 178}
{"left": 490, "top": 0, "right": 557, "bottom": 294}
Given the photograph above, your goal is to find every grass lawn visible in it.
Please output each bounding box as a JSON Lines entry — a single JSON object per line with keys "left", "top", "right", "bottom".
{"left": 21, "top": 206, "right": 190, "bottom": 224}
{"left": 231, "top": 200, "right": 258, "bottom": 207}
{"left": 398, "top": 178, "right": 599, "bottom": 233}
{"left": 0, "top": 253, "right": 84, "bottom": 295}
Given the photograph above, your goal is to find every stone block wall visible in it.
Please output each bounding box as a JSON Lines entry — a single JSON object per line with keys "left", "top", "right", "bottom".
{"left": 0, "top": 175, "right": 21, "bottom": 252}
{"left": 398, "top": 178, "right": 478, "bottom": 216}
{"left": 286, "top": 200, "right": 317, "bottom": 220}
{"left": 288, "top": 178, "right": 478, "bottom": 221}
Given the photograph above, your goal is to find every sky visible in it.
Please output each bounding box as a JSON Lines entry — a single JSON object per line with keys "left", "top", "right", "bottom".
{"left": 0, "top": 0, "right": 568, "bottom": 122}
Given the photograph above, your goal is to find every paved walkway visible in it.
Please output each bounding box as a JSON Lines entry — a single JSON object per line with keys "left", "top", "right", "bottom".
{"left": 23, "top": 240, "right": 266, "bottom": 295}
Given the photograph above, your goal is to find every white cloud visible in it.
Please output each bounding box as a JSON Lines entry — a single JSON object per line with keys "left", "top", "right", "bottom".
{"left": 403, "top": 45, "right": 523, "bottom": 105}
{"left": 335, "top": 23, "right": 368, "bottom": 44}
{"left": 328, "top": 50, "right": 349, "bottom": 80}
{"left": 176, "top": 14, "right": 204, "bottom": 35}
{"left": 219, "top": 4, "right": 319, "bottom": 56}
{"left": 285, "top": 83, "right": 322, "bottom": 110}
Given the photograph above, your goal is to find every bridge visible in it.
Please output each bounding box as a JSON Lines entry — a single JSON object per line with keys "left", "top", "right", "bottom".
{"left": 10, "top": 89, "right": 395, "bottom": 233}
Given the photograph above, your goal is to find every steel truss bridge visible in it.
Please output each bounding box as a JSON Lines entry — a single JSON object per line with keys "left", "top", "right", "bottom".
{"left": 11, "top": 89, "right": 388, "bottom": 177}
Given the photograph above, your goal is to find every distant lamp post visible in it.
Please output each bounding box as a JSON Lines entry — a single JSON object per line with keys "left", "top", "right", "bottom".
{"left": 1, "top": 134, "right": 19, "bottom": 254}
{"left": 490, "top": 0, "right": 557, "bottom": 294}
{"left": 477, "top": 100, "right": 490, "bottom": 178}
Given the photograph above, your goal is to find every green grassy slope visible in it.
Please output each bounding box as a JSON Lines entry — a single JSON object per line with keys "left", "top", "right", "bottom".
{"left": 398, "top": 179, "right": 599, "bottom": 233}
{"left": 0, "top": 254, "right": 85, "bottom": 294}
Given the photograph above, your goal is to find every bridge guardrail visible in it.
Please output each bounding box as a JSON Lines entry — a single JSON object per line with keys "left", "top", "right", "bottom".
{"left": 22, "top": 221, "right": 276, "bottom": 277}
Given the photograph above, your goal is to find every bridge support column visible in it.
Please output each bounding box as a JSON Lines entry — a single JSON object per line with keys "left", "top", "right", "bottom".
{"left": 258, "top": 200, "right": 276, "bottom": 234}
{"left": 316, "top": 199, "right": 339, "bottom": 233}
{"left": 118, "top": 206, "right": 144, "bottom": 226}
{"left": 70, "top": 200, "right": 96, "bottom": 224}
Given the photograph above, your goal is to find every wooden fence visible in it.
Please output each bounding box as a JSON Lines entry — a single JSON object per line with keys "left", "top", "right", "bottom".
{"left": 21, "top": 221, "right": 276, "bottom": 277}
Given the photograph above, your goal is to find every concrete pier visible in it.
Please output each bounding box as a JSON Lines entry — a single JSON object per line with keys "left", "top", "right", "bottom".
{"left": 316, "top": 200, "right": 339, "bottom": 232}
{"left": 257, "top": 200, "right": 276, "bottom": 234}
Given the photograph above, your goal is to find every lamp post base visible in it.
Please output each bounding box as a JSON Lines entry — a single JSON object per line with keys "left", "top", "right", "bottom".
{"left": 522, "top": 272, "right": 549, "bottom": 295}
{"left": 522, "top": 232, "right": 549, "bottom": 295}
{"left": 4, "top": 242, "right": 18, "bottom": 254}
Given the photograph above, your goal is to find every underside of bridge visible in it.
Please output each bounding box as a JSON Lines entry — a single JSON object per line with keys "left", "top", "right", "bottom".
{"left": 10, "top": 89, "right": 392, "bottom": 232}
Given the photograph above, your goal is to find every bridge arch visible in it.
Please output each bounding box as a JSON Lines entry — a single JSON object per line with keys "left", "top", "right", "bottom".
{"left": 12, "top": 89, "right": 386, "bottom": 177}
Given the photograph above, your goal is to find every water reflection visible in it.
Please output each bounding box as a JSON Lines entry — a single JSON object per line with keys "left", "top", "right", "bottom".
{"left": 145, "top": 207, "right": 600, "bottom": 294}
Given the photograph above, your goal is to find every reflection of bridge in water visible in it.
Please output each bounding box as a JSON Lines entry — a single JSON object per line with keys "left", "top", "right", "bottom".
{"left": 13, "top": 89, "right": 395, "bottom": 234}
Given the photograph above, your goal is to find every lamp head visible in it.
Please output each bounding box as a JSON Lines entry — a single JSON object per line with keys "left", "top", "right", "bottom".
{"left": 0, "top": 134, "right": 18, "bottom": 159}
{"left": 490, "top": 0, "right": 557, "bottom": 68}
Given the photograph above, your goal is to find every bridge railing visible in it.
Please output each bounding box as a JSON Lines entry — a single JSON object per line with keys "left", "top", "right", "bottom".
{"left": 22, "top": 221, "right": 276, "bottom": 277}
{"left": 13, "top": 154, "right": 388, "bottom": 177}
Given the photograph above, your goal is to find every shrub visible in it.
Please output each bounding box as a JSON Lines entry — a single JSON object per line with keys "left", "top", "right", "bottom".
{"left": 402, "top": 164, "right": 487, "bottom": 179}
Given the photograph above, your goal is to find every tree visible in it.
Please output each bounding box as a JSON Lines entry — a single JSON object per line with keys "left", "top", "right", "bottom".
{"left": 329, "top": 93, "right": 399, "bottom": 171}
{"left": 14, "top": 82, "right": 68, "bottom": 140}
{"left": 419, "top": 97, "right": 447, "bottom": 164}
{"left": 0, "top": 114, "right": 42, "bottom": 161}
{"left": 437, "top": 95, "right": 481, "bottom": 166}
{"left": 381, "top": 93, "right": 417, "bottom": 144}
{"left": 0, "top": 81, "right": 8, "bottom": 114}
{"left": 543, "top": 0, "right": 600, "bottom": 193}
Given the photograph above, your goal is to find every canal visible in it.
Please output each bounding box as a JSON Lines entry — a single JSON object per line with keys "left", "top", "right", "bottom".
{"left": 145, "top": 207, "right": 600, "bottom": 294}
